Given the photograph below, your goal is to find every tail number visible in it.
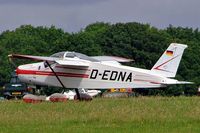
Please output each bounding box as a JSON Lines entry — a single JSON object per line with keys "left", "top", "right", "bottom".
{"left": 90, "top": 69, "right": 133, "bottom": 82}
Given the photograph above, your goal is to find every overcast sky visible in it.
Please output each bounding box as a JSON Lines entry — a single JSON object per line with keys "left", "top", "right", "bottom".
{"left": 0, "top": 0, "right": 200, "bottom": 32}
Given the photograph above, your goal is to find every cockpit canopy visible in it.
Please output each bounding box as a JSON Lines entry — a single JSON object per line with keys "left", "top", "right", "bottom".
{"left": 50, "top": 51, "right": 98, "bottom": 62}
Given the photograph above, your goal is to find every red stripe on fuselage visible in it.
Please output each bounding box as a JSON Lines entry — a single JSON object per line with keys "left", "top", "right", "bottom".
{"left": 16, "top": 68, "right": 89, "bottom": 78}
{"left": 55, "top": 66, "right": 90, "bottom": 71}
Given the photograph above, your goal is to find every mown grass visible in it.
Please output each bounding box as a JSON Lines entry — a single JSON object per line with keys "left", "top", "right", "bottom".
{"left": 0, "top": 97, "right": 199, "bottom": 133}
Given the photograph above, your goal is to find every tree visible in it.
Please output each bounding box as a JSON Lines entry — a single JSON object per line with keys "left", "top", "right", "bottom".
{"left": 0, "top": 22, "right": 199, "bottom": 96}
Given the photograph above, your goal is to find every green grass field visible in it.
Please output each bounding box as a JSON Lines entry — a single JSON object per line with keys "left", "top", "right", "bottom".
{"left": 0, "top": 97, "right": 199, "bottom": 133}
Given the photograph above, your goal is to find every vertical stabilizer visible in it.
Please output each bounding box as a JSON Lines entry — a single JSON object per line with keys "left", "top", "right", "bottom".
{"left": 151, "top": 43, "right": 187, "bottom": 77}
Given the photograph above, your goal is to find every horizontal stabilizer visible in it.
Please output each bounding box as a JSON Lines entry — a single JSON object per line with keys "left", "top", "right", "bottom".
{"left": 162, "top": 78, "right": 193, "bottom": 85}
{"left": 175, "top": 81, "right": 194, "bottom": 84}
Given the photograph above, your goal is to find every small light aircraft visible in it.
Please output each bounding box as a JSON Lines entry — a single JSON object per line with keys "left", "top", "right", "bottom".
{"left": 8, "top": 43, "right": 192, "bottom": 99}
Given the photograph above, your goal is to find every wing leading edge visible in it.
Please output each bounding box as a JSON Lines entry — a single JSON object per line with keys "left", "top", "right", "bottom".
{"left": 8, "top": 54, "right": 90, "bottom": 67}
{"left": 9, "top": 54, "right": 133, "bottom": 67}
{"left": 8, "top": 54, "right": 57, "bottom": 61}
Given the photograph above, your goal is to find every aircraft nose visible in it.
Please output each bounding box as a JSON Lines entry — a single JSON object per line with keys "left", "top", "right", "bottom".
{"left": 15, "top": 66, "right": 23, "bottom": 75}
{"left": 15, "top": 67, "right": 20, "bottom": 75}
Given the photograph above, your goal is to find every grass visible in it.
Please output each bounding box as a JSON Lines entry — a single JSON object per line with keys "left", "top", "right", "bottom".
{"left": 0, "top": 97, "right": 199, "bottom": 133}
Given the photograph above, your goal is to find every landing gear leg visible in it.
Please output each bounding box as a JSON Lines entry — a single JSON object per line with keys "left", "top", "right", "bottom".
{"left": 45, "top": 61, "right": 81, "bottom": 100}
{"left": 75, "top": 88, "right": 81, "bottom": 100}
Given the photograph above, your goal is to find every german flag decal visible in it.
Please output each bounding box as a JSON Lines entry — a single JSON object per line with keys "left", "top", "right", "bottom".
{"left": 166, "top": 50, "right": 173, "bottom": 56}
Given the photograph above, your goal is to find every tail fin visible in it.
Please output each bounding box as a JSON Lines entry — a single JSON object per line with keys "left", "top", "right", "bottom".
{"left": 151, "top": 43, "right": 187, "bottom": 77}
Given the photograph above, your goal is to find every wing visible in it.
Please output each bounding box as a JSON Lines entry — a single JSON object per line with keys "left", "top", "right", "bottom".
{"left": 8, "top": 54, "right": 58, "bottom": 61}
{"left": 55, "top": 60, "right": 89, "bottom": 67}
{"left": 91, "top": 56, "right": 133, "bottom": 62}
{"left": 8, "top": 54, "right": 90, "bottom": 67}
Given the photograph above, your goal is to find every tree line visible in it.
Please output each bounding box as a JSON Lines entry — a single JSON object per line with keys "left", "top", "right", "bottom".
{"left": 0, "top": 22, "right": 199, "bottom": 96}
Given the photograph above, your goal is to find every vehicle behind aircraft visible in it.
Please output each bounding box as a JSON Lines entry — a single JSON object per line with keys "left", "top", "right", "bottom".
{"left": 3, "top": 72, "right": 30, "bottom": 99}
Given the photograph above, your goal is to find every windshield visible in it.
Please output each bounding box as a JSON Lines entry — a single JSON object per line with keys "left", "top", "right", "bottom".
{"left": 50, "top": 52, "right": 65, "bottom": 58}
{"left": 50, "top": 51, "right": 99, "bottom": 62}
{"left": 65, "top": 52, "right": 99, "bottom": 62}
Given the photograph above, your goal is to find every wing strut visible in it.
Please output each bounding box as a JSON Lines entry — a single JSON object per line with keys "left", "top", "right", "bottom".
{"left": 45, "top": 61, "right": 81, "bottom": 100}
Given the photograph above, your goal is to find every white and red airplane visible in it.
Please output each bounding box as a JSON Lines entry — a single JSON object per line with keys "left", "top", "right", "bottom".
{"left": 8, "top": 43, "right": 192, "bottom": 98}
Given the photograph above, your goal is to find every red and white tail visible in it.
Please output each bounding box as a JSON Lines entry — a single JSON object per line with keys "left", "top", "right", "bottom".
{"left": 151, "top": 43, "right": 188, "bottom": 77}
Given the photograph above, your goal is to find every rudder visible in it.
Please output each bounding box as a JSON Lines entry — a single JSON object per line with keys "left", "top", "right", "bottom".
{"left": 151, "top": 43, "right": 187, "bottom": 77}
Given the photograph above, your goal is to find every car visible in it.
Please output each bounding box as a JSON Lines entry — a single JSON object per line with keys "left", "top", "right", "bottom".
{"left": 3, "top": 72, "right": 31, "bottom": 99}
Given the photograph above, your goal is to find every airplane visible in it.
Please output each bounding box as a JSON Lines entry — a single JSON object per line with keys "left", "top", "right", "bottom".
{"left": 8, "top": 43, "right": 192, "bottom": 99}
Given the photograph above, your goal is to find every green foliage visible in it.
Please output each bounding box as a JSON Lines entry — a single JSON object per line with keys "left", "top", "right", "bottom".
{"left": 0, "top": 22, "right": 199, "bottom": 95}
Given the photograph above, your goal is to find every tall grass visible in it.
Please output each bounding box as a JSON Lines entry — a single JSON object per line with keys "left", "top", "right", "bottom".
{"left": 0, "top": 97, "right": 199, "bottom": 133}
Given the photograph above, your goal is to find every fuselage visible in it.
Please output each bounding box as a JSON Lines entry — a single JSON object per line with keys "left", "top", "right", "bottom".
{"left": 16, "top": 61, "right": 168, "bottom": 89}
